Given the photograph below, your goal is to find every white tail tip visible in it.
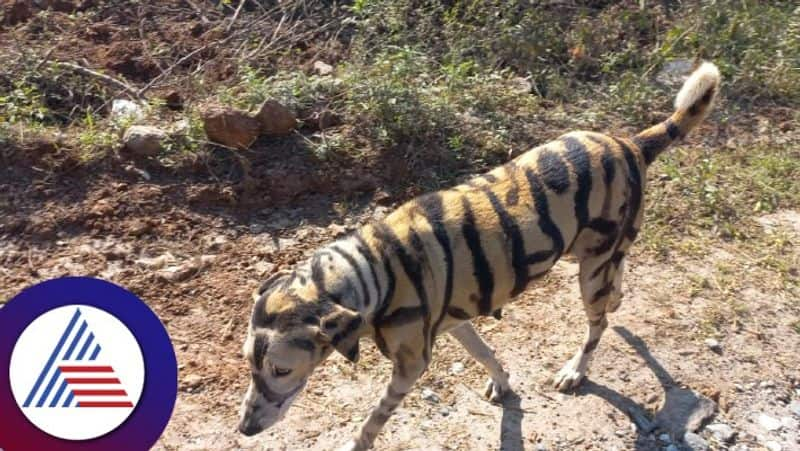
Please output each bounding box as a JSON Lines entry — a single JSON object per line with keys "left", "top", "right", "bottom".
{"left": 674, "top": 62, "right": 721, "bottom": 111}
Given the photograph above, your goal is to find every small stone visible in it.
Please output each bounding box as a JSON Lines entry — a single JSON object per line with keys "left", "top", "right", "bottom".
{"left": 450, "top": 362, "right": 465, "bottom": 375}
{"left": 439, "top": 407, "right": 449, "bottom": 417}
{"left": 327, "top": 223, "right": 347, "bottom": 237}
{"left": 758, "top": 413, "right": 782, "bottom": 431}
{"left": 313, "top": 60, "right": 333, "bottom": 76}
{"left": 659, "top": 433, "right": 672, "bottom": 443}
{"left": 420, "top": 388, "right": 440, "bottom": 404}
{"left": 123, "top": 125, "right": 166, "bottom": 156}
{"left": 201, "top": 104, "right": 261, "bottom": 149}
{"left": 254, "top": 99, "right": 296, "bottom": 136}
{"left": 665, "top": 445, "right": 679, "bottom": 451}
{"left": 683, "top": 432, "right": 709, "bottom": 451}
{"left": 704, "top": 338, "right": 721, "bottom": 353}
{"left": 706, "top": 423, "right": 735, "bottom": 443}
{"left": 253, "top": 261, "right": 275, "bottom": 277}
{"left": 780, "top": 416, "right": 797, "bottom": 429}
{"left": 764, "top": 441, "right": 782, "bottom": 451}
{"left": 789, "top": 400, "right": 800, "bottom": 417}
{"left": 534, "top": 444, "right": 546, "bottom": 451}
{"left": 761, "top": 380, "right": 776, "bottom": 389}
{"left": 614, "top": 429, "right": 626, "bottom": 437}
{"left": 111, "top": 99, "right": 145, "bottom": 121}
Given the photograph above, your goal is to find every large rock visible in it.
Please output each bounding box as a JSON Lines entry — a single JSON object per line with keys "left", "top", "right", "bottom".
{"left": 201, "top": 105, "right": 261, "bottom": 149}
{"left": 254, "top": 99, "right": 296, "bottom": 136}
{"left": 123, "top": 125, "right": 166, "bottom": 156}
{"left": 655, "top": 387, "right": 717, "bottom": 436}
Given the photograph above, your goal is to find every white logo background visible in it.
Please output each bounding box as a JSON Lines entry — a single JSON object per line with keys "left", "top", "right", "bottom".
{"left": 9, "top": 304, "right": 145, "bottom": 440}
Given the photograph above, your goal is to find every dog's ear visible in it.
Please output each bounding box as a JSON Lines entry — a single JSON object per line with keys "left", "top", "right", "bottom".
{"left": 252, "top": 268, "right": 292, "bottom": 301}
{"left": 316, "top": 305, "right": 363, "bottom": 363}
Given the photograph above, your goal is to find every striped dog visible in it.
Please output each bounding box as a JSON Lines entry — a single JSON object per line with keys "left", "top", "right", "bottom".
{"left": 238, "top": 62, "right": 721, "bottom": 450}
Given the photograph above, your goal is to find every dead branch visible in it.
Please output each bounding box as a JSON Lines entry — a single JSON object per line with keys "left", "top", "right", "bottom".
{"left": 53, "top": 61, "right": 141, "bottom": 99}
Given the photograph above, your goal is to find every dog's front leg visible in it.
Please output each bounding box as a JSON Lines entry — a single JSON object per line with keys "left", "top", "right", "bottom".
{"left": 338, "top": 353, "right": 427, "bottom": 451}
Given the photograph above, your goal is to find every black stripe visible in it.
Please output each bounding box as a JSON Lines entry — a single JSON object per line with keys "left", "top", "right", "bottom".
{"left": 252, "top": 334, "right": 268, "bottom": 370}
{"left": 310, "top": 252, "right": 328, "bottom": 295}
{"left": 587, "top": 218, "right": 618, "bottom": 235}
{"left": 352, "top": 233, "right": 382, "bottom": 308}
{"left": 482, "top": 173, "right": 497, "bottom": 183}
{"left": 371, "top": 255, "right": 396, "bottom": 358}
{"left": 538, "top": 150, "right": 570, "bottom": 194}
{"left": 666, "top": 119, "right": 681, "bottom": 140}
{"left": 330, "top": 245, "right": 371, "bottom": 308}
{"left": 615, "top": 138, "right": 643, "bottom": 242}
{"left": 461, "top": 197, "right": 495, "bottom": 316}
{"left": 375, "top": 306, "right": 425, "bottom": 327}
{"left": 330, "top": 315, "right": 363, "bottom": 346}
{"left": 482, "top": 187, "right": 528, "bottom": 297}
{"left": 600, "top": 144, "right": 616, "bottom": 188}
{"left": 447, "top": 306, "right": 472, "bottom": 320}
{"left": 524, "top": 169, "right": 565, "bottom": 257}
{"left": 417, "top": 193, "right": 454, "bottom": 341}
{"left": 525, "top": 249, "right": 555, "bottom": 265}
{"left": 591, "top": 282, "right": 613, "bottom": 304}
{"left": 372, "top": 224, "right": 432, "bottom": 363}
{"left": 561, "top": 136, "right": 592, "bottom": 230}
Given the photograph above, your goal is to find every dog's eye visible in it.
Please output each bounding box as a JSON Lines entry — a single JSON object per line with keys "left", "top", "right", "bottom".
{"left": 273, "top": 366, "right": 292, "bottom": 377}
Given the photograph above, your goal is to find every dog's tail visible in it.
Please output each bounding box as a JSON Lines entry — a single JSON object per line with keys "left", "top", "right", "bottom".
{"left": 633, "top": 61, "right": 720, "bottom": 165}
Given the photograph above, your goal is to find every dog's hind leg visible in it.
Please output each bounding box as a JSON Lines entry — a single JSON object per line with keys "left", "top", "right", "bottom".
{"left": 450, "top": 321, "right": 510, "bottom": 403}
{"left": 553, "top": 252, "right": 627, "bottom": 391}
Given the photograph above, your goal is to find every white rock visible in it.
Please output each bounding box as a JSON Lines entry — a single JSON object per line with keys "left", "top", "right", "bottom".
{"left": 758, "top": 413, "right": 782, "bottom": 431}
{"left": 420, "top": 388, "right": 440, "bottom": 404}
{"left": 450, "top": 362, "right": 465, "bottom": 374}
{"left": 780, "top": 416, "right": 797, "bottom": 429}
{"left": 683, "top": 432, "right": 709, "bottom": 451}
{"left": 313, "top": 60, "right": 333, "bottom": 76}
{"left": 707, "top": 423, "right": 735, "bottom": 442}
{"left": 764, "top": 441, "right": 782, "bottom": 451}
{"left": 253, "top": 261, "right": 275, "bottom": 276}
{"left": 790, "top": 400, "right": 800, "bottom": 417}
{"left": 111, "top": 99, "right": 145, "bottom": 121}
{"left": 704, "top": 338, "right": 721, "bottom": 352}
{"left": 135, "top": 253, "right": 176, "bottom": 269}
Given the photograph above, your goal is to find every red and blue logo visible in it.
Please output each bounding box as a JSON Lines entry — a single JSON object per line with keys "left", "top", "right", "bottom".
{"left": 1, "top": 278, "right": 177, "bottom": 450}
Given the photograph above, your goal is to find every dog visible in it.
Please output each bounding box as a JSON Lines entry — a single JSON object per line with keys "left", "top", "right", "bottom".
{"left": 238, "top": 62, "right": 720, "bottom": 450}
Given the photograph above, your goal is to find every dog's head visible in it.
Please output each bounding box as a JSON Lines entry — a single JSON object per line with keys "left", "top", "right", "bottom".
{"left": 238, "top": 269, "right": 364, "bottom": 436}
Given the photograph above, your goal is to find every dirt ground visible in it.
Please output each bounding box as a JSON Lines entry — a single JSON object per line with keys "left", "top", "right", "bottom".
{"left": 1, "top": 157, "right": 798, "bottom": 451}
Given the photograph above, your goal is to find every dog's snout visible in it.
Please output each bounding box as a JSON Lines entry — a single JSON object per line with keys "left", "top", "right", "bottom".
{"left": 238, "top": 420, "right": 261, "bottom": 437}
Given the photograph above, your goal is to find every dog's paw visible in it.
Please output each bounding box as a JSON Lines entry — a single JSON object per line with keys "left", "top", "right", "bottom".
{"left": 335, "top": 439, "right": 363, "bottom": 451}
{"left": 483, "top": 376, "right": 510, "bottom": 403}
{"left": 552, "top": 361, "right": 585, "bottom": 392}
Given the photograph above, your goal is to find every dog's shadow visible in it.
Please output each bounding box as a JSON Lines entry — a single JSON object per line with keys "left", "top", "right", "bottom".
{"left": 497, "top": 326, "right": 697, "bottom": 451}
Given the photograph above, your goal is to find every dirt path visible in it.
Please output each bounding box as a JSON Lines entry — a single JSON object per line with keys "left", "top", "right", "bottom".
{"left": 2, "top": 167, "right": 798, "bottom": 450}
